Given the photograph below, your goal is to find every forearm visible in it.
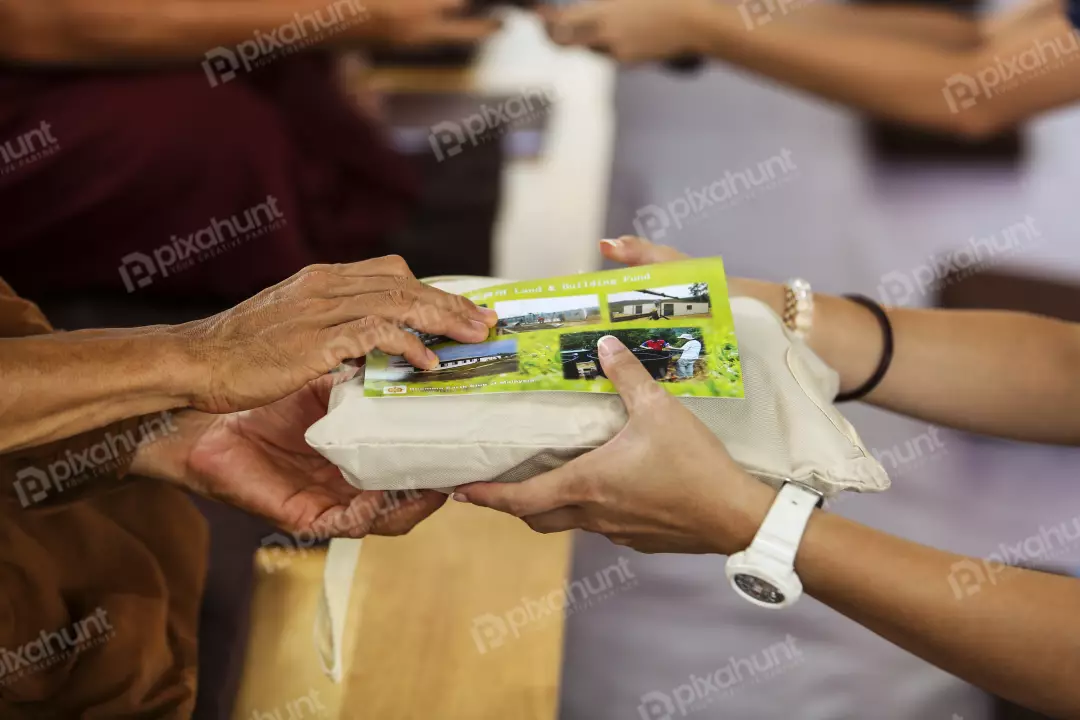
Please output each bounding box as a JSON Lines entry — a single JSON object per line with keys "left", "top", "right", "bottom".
{"left": 787, "top": 4, "right": 980, "bottom": 47}
{"left": 682, "top": 2, "right": 1026, "bottom": 137}
{"left": 0, "top": 0, "right": 380, "bottom": 64}
{"left": 0, "top": 326, "right": 197, "bottom": 452}
{"left": 796, "top": 511, "right": 1080, "bottom": 717}
{"left": 735, "top": 279, "right": 1080, "bottom": 444}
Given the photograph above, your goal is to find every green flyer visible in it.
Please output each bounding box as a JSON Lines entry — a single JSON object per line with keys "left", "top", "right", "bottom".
{"left": 363, "top": 258, "right": 744, "bottom": 399}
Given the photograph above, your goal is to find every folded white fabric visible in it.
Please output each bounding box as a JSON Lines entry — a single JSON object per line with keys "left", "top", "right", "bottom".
{"left": 306, "top": 277, "right": 889, "bottom": 499}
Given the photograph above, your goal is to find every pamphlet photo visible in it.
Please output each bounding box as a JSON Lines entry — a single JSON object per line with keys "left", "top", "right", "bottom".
{"left": 373, "top": 338, "right": 520, "bottom": 383}
{"left": 495, "top": 295, "right": 602, "bottom": 334}
{"left": 608, "top": 283, "right": 711, "bottom": 323}
{"left": 559, "top": 328, "right": 706, "bottom": 383}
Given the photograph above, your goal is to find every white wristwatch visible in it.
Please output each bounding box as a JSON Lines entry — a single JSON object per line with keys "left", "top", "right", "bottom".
{"left": 725, "top": 481, "right": 823, "bottom": 609}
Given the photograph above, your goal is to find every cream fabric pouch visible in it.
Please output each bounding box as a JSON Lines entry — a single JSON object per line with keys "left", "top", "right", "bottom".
{"left": 305, "top": 277, "right": 889, "bottom": 499}
{"left": 308, "top": 276, "right": 890, "bottom": 681}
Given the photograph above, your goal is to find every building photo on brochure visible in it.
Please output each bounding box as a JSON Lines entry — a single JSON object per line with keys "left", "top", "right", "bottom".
{"left": 608, "top": 283, "right": 712, "bottom": 323}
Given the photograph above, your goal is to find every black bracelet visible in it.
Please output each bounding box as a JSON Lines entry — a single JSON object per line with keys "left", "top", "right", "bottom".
{"left": 835, "top": 294, "right": 894, "bottom": 403}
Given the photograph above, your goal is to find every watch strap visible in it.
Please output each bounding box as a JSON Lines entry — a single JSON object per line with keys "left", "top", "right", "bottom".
{"left": 725, "top": 482, "right": 821, "bottom": 608}
{"left": 744, "top": 482, "right": 821, "bottom": 569}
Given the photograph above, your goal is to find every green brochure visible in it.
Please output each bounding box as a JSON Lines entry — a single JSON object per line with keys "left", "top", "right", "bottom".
{"left": 363, "top": 258, "right": 744, "bottom": 399}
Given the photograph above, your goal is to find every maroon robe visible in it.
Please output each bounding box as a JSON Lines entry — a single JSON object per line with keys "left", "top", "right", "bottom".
{"left": 0, "top": 53, "right": 416, "bottom": 304}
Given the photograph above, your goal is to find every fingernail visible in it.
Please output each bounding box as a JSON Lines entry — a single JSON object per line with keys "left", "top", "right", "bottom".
{"left": 470, "top": 319, "right": 489, "bottom": 334}
{"left": 425, "top": 349, "right": 439, "bottom": 368}
{"left": 479, "top": 307, "right": 499, "bottom": 326}
{"left": 598, "top": 335, "right": 622, "bottom": 358}
{"left": 452, "top": 493, "right": 470, "bottom": 503}
{"left": 600, "top": 238, "right": 621, "bottom": 249}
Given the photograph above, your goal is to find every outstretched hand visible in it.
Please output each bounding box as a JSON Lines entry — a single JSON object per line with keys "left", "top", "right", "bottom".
{"left": 145, "top": 375, "right": 446, "bottom": 539}
{"left": 454, "top": 335, "right": 773, "bottom": 554}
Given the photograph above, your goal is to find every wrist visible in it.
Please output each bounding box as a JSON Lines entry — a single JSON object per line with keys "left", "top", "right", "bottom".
{"left": 130, "top": 409, "right": 214, "bottom": 485}
{"left": 730, "top": 278, "right": 786, "bottom": 315}
{"left": 167, "top": 319, "right": 217, "bottom": 409}
{"left": 700, "top": 469, "right": 778, "bottom": 555}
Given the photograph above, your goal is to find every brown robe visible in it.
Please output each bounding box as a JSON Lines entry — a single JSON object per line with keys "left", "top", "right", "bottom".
{"left": 0, "top": 279, "right": 207, "bottom": 718}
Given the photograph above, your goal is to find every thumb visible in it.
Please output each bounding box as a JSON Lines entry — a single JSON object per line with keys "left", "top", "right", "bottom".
{"left": 597, "top": 336, "right": 666, "bottom": 415}
{"left": 600, "top": 236, "right": 688, "bottom": 267}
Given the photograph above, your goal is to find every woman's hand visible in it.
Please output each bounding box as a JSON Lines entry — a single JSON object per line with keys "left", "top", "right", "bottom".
{"left": 454, "top": 335, "right": 775, "bottom": 554}
{"left": 600, "top": 235, "right": 773, "bottom": 306}
{"left": 177, "top": 256, "right": 497, "bottom": 414}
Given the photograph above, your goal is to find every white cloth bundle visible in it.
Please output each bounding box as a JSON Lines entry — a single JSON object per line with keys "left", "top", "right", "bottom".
{"left": 310, "top": 276, "right": 889, "bottom": 680}
{"left": 306, "top": 277, "right": 889, "bottom": 499}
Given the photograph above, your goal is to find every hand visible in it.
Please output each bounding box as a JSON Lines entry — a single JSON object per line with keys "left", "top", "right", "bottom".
{"left": 454, "top": 336, "right": 775, "bottom": 554}
{"left": 367, "top": 0, "right": 502, "bottom": 48}
{"left": 601, "top": 235, "right": 767, "bottom": 304}
{"left": 144, "top": 375, "right": 446, "bottom": 538}
{"left": 176, "top": 256, "right": 498, "bottom": 414}
{"left": 541, "top": 0, "right": 712, "bottom": 64}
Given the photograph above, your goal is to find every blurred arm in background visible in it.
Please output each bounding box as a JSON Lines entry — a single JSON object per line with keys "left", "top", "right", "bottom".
{"left": 542, "top": 0, "right": 1080, "bottom": 138}
{"left": 0, "top": 0, "right": 498, "bottom": 64}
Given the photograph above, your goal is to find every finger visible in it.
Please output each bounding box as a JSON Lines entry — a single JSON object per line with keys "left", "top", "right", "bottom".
{"left": 544, "top": 5, "right": 605, "bottom": 46}
{"left": 417, "top": 16, "right": 503, "bottom": 45}
{"left": 596, "top": 335, "right": 670, "bottom": 416}
{"left": 600, "top": 236, "right": 688, "bottom": 267}
{"left": 318, "top": 291, "right": 493, "bottom": 344}
{"left": 521, "top": 507, "right": 585, "bottom": 535}
{"left": 369, "top": 490, "right": 448, "bottom": 536}
{"left": 314, "top": 275, "right": 498, "bottom": 327}
{"left": 454, "top": 462, "right": 589, "bottom": 517}
{"left": 428, "top": 0, "right": 468, "bottom": 11}
{"left": 308, "top": 495, "right": 382, "bottom": 539}
{"left": 327, "top": 255, "right": 417, "bottom": 279}
{"left": 270, "top": 257, "right": 417, "bottom": 298}
{"left": 321, "top": 317, "right": 439, "bottom": 369}
{"left": 414, "top": 282, "right": 499, "bottom": 327}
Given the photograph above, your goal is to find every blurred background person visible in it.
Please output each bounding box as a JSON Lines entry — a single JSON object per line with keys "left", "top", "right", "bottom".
{"left": 541, "top": 0, "right": 1080, "bottom": 137}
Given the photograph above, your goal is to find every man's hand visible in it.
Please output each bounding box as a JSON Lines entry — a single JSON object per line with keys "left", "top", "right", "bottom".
{"left": 140, "top": 375, "right": 446, "bottom": 538}
{"left": 454, "top": 335, "right": 774, "bottom": 554}
{"left": 541, "top": 0, "right": 712, "bottom": 63}
{"left": 177, "top": 256, "right": 498, "bottom": 414}
{"left": 367, "top": 0, "right": 502, "bottom": 48}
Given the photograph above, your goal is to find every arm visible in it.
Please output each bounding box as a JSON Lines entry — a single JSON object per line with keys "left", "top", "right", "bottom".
{"left": 0, "top": 327, "right": 198, "bottom": 453}
{"left": 604, "top": 236, "right": 1080, "bottom": 445}
{"left": 0, "top": 257, "right": 495, "bottom": 453}
{"left": 0, "top": 0, "right": 497, "bottom": 64}
{"left": 545, "top": 0, "right": 1080, "bottom": 138}
{"left": 739, "top": 277, "right": 1080, "bottom": 444}
{"left": 796, "top": 510, "right": 1080, "bottom": 718}
{"left": 456, "top": 337, "right": 1080, "bottom": 719}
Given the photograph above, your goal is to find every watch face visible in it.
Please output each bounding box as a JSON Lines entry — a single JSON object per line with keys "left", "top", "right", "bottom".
{"left": 733, "top": 574, "right": 786, "bottom": 605}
